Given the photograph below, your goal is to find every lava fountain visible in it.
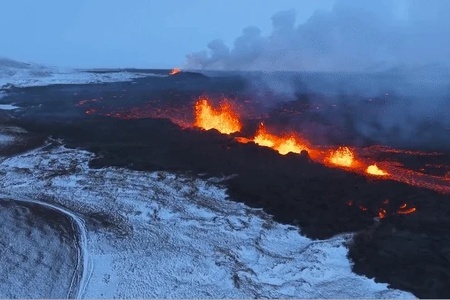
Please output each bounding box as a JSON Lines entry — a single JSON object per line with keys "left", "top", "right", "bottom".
{"left": 170, "top": 68, "right": 182, "bottom": 75}
{"left": 366, "top": 164, "right": 389, "bottom": 176}
{"left": 253, "top": 123, "right": 310, "bottom": 155}
{"left": 328, "top": 147, "right": 355, "bottom": 167}
{"left": 194, "top": 97, "right": 242, "bottom": 134}
{"left": 77, "top": 92, "right": 449, "bottom": 196}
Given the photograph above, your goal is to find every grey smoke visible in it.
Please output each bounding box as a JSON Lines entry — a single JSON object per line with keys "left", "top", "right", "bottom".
{"left": 186, "top": 0, "right": 450, "bottom": 149}
{"left": 186, "top": 0, "right": 450, "bottom": 72}
{"left": 240, "top": 71, "right": 450, "bottom": 149}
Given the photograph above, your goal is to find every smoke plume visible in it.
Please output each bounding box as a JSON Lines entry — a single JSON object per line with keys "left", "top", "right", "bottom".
{"left": 186, "top": 0, "right": 450, "bottom": 150}
{"left": 186, "top": 0, "right": 450, "bottom": 72}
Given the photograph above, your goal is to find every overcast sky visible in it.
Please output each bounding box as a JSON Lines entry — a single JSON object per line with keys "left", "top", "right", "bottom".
{"left": 0, "top": 0, "right": 335, "bottom": 68}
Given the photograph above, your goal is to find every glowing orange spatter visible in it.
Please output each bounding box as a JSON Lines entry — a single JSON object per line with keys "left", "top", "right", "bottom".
{"left": 397, "top": 204, "right": 417, "bottom": 215}
{"left": 194, "top": 97, "right": 242, "bottom": 134}
{"left": 253, "top": 123, "right": 309, "bottom": 155}
{"left": 170, "top": 68, "right": 182, "bottom": 75}
{"left": 329, "top": 147, "right": 355, "bottom": 167}
{"left": 366, "top": 164, "right": 389, "bottom": 176}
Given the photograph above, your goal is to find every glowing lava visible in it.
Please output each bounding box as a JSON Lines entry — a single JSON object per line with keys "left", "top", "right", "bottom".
{"left": 397, "top": 203, "right": 417, "bottom": 215}
{"left": 357, "top": 199, "right": 417, "bottom": 220}
{"left": 253, "top": 123, "right": 309, "bottom": 155}
{"left": 194, "top": 97, "right": 242, "bottom": 134}
{"left": 378, "top": 208, "right": 387, "bottom": 219}
{"left": 366, "top": 164, "right": 389, "bottom": 176}
{"left": 77, "top": 94, "right": 449, "bottom": 196}
{"left": 328, "top": 147, "right": 355, "bottom": 167}
{"left": 170, "top": 68, "right": 182, "bottom": 75}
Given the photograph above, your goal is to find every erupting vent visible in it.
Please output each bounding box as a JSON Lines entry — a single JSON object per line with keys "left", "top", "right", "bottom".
{"left": 253, "top": 123, "right": 310, "bottom": 155}
{"left": 169, "top": 68, "right": 182, "bottom": 75}
{"left": 78, "top": 94, "right": 449, "bottom": 198}
{"left": 328, "top": 147, "right": 355, "bottom": 167}
{"left": 194, "top": 97, "right": 242, "bottom": 134}
{"left": 366, "top": 164, "right": 389, "bottom": 176}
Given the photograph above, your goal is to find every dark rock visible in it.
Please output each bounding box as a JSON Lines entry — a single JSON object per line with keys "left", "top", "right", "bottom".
{"left": 2, "top": 74, "right": 450, "bottom": 298}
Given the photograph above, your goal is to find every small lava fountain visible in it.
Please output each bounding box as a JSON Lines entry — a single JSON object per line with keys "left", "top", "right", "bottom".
{"left": 169, "top": 68, "right": 182, "bottom": 75}
{"left": 253, "top": 123, "right": 310, "bottom": 155}
{"left": 328, "top": 147, "right": 355, "bottom": 167}
{"left": 194, "top": 97, "right": 242, "bottom": 134}
{"left": 366, "top": 164, "right": 389, "bottom": 176}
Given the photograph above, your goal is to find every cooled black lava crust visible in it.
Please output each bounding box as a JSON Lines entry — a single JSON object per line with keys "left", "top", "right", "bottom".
{"left": 2, "top": 72, "right": 450, "bottom": 298}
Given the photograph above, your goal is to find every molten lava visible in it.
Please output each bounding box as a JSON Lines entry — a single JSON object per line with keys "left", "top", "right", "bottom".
{"left": 366, "top": 164, "right": 389, "bottom": 176}
{"left": 194, "top": 97, "right": 242, "bottom": 134}
{"left": 397, "top": 204, "right": 417, "bottom": 215}
{"left": 170, "top": 68, "right": 182, "bottom": 75}
{"left": 253, "top": 123, "right": 309, "bottom": 155}
{"left": 378, "top": 208, "right": 387, "bottom": 219}
{"left": 77, "top": 93, "right": 449, "bottom": 196}
{"left": 329, "top": 147, "right": 355, "bottom": 167}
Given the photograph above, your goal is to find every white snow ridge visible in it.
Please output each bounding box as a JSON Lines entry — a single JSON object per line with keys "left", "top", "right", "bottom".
{"left": 0, "top": 58, "right": 159, "bottom": 89}
{"left": 0, "top": 104, "right": 19, "bottom": 110}
{"left": 0, "top": 145, "right": 416, "bottom": 298}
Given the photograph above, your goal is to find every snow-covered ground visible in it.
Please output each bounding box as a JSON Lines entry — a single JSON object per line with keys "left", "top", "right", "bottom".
{"left": 0, "top": 126, "right": 28, "bottom": 150}
{"left": 0, "top": 133, "right": 14, "bottom": 147}
{"left": 0, "top": 58, "right": 163, "bottom": 89}
{"left": 0, "top": 144, "right": 415, "bottom": 298}
{"left": 0, "top": 200, "right": 79, "bottom": 298}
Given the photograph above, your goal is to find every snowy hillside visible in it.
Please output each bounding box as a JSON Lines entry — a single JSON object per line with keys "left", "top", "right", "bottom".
{"left": 0, "top": 125, "right": 23, "bottom": 149}
{"left": 0, "top": 58, "right": 157, "bottom": 89}
{"left": 0, "top": 144, "right": 415, "bottom": 298}
{"left": 0, "top": 133, "right": 14, "bottom": 147}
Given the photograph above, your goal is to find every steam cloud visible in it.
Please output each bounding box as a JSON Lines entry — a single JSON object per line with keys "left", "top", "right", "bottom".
{"left": 186, "top": 0, "right": 450, "bottom": 150}
{"left": 186, "top": 0, "right": 450, "bottom": 72}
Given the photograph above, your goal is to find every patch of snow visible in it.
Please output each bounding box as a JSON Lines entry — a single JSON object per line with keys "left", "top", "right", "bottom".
{"left": 0, "top": 58, "right": 164, "bottom": 89}
{"left": 0, "top": 145, "right": 416, "bottom": 298}
{"left": 0, "top": 197, "right": 88, "bottom": 298}
{"left": 0, "top": 133, "right": 14, "bottom": 147}
{"left": 0, "top": 104, "right": 19, "bottom": 110}
{"left": 0, "top": 201, "right": 79, "bottom": 298}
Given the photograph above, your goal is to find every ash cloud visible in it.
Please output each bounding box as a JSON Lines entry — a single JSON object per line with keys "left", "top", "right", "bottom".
{"left": 186, "top": 0, "right": 450, "bottom": 150}
{"left": 186, "top": 0, "right": 450, "bottom": 72}
{"left": 242, "top": 69, "right": 450, "bottom": 150}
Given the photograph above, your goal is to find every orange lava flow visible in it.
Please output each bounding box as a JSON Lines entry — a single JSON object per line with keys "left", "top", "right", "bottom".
{"left": 397, "top": 206, "right": 417, "bottom": 215}
{"left": 366, "top": 164, "right": 389, "bottom": 176}
{"left": 78, "top": 95, "right": 448, "bottom": 196}
{"left": 378, "top": 208, "right": 387, "bottom": 219}
{"left": 328, "top": 147, "right": 355, "bottom": 167}
{"left": 170, "top": 68, "right": 182, "bottom": 75}
{"left": 253, "top": 123, "right": 310, "bottom": 155}
{"left": 194, "top": 97, "right": 242, "bottom": 134}
{"left": 367, "top": 160, "right": 450, "bottom": 195}
{"left": 373, "top": 202, "right": 417, "bottom": 220}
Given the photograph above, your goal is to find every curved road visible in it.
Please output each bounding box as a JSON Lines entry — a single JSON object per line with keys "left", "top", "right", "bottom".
{"left": 0, "top": 193, "right": 92, "bottom": 299}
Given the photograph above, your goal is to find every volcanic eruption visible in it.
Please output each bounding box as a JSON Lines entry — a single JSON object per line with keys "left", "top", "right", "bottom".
{"left": 328, "top": 146, "right": 356, "bottom": 168}
{"left": 252, "top": 122, "right": 310, "bottom": 155}
{"left": 77, "top": 92, "right": 449, "bottom": 197}
{"left": 366, "top": 164, "right": 389, "bottom": 176}
{"left": 169, "top": 68, "right": 182, "bottom": 75}
{"left": 194, "top": 97, "right": 242, "bottom": 134}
